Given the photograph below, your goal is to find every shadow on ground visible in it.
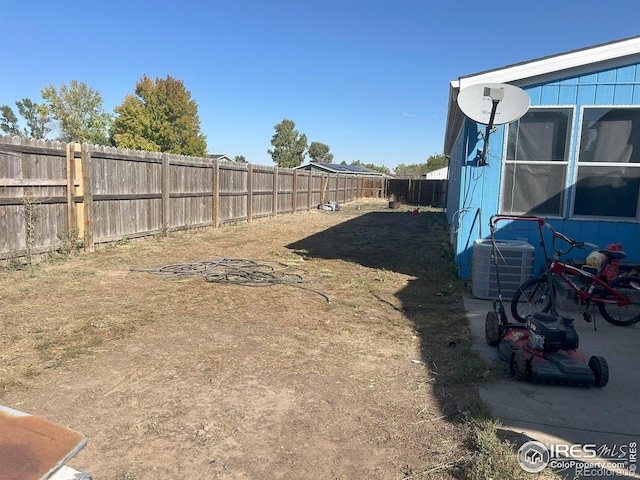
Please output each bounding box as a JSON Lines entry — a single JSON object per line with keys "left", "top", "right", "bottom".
{"left": 287, "top": 206, "right": 473, "bottom": 421}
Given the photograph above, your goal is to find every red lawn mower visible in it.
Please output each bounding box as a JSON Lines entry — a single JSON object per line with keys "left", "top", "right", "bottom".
{"left": 483, "top": 215, "right": 609, "bottom": 387}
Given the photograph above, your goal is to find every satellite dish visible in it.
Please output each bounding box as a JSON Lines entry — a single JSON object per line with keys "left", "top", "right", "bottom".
{"left": 457, "top": 83, "right": 530, "bottom": 166}
{"left": 457, "top": 83, "right": 530, "bottom": 125}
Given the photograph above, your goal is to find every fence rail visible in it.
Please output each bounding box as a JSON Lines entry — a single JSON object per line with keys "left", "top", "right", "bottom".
{"left": 0, "top": 136, "right": 386, "bottom": 258}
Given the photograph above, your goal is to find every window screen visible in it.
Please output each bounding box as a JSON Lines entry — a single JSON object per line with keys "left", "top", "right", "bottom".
{"left": 574, "top": 108, "right": 640, "bottom": 218}
{"left": 501, "top": 109, "right": 573, "bottom": 215}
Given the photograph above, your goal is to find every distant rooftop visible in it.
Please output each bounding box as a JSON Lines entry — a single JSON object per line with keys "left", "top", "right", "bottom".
{"left": 295, "top": 162, "right": 385, "bottom": 176}
{"left": 207, "top": 154, "right": 235, "bottom": 162}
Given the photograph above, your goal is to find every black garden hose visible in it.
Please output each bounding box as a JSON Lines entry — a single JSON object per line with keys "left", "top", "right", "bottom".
{"left": 131, "top": 257, "right": 331, "bottom": 303}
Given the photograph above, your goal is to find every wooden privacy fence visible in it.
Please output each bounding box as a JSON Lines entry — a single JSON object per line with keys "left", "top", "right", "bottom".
{"left": 385, "top": 178, "right": 447, "bottom": 208}
{"left": 0, "top": 136, "right": 386, "bottom": 258}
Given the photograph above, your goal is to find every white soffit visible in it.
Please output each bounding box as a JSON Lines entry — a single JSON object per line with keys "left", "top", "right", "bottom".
{"left": 455, "top": 36, "right": 640, "bottom": 89}
{"left": 444, "top": 36, "right": 640, "bottom": 154}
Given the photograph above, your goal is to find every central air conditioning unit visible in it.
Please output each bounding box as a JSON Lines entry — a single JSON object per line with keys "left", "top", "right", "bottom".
{"left": 472, "top": 239, "right": 535, "bottom": 300}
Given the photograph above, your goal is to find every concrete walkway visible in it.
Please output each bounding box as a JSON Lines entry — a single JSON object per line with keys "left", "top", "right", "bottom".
{"left": 465, "top": 292, "right": 640, "bottom": 479}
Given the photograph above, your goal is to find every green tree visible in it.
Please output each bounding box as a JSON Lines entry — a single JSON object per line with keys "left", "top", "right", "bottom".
{"left": 110, "top": 75, "right": 207, "bottom": 156}
{"left": 308, "top": 141, "right": 334, "bottom": 163}
{"left": 426, "top": 153, "right": 448, "bottom": 171}
{"left": 0, "top": 99, "right": 52, "bottom": 139}
{"left": 267, "top": 119, "right": 307, "bottom": 168}
{"left": 41, "top": 80, "right": 112, "bottom": 144}
{"left": 0, "top": 106, "right": 20, "bottom": 136}
{"left": 234, "top": 155, "right": 247, "bottom": 163}
{"left": 395, "top": 154, "right": 448, "bottom": 178}
{"left": 394, "top": 163, "right": 423, "bottom": 178}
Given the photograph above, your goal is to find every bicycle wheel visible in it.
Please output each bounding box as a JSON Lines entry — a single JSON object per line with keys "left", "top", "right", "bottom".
{"left": 598, "top": 275, "right": 640, "bottom": 326}
{"left": 510, "top": 277, "right": 552, "bottom": 323}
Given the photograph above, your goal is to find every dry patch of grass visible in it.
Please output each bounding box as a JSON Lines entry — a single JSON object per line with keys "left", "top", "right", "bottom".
{"left": 0, "top": 200, "right": 558, "bottom": 479}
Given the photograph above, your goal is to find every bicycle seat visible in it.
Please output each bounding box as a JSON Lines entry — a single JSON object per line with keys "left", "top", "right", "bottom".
{"left": 600, "top": 249, "right": 626, "bottom": 260}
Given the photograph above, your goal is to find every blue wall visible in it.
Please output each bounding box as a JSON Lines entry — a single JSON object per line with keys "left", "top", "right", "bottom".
{"left": 449, "top": 63, "right": 640, "bottom": 279}
{"left": 450, "top": 120, "right": 506, "bottom": 279}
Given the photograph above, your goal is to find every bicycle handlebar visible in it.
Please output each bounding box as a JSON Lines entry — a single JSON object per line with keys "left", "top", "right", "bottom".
{"left": 544, "top": 223, "right": 599, "bottom": 255}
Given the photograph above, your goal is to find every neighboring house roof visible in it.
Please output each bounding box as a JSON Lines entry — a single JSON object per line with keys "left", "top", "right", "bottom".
{"left": 207, "top": 154, "right": 235, "bottom": 162}
{"left": 444, "top": 35, "right": 640, "bottom": 154}
{"left": 422, "top": 167, "right": 448, "bottom": 180}
{"left": 295, "top": 162, "right": 386, "bottom": 176}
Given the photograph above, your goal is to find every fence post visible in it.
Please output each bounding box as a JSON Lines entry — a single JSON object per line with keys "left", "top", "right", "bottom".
{"left": 65, "top": 144, "right": 78, "bottom": 233}
{"left": 70, "top": 143, "right": 87, "bottom": 248}
{"left": 320, "top": 175, "right": 328, "bottom": 203}
{"left": 343, "top": 175, "right": 347, "bottom": 202}
{"left": 161, "top": 153, "right": 170, "bottom": 230}
{"left": 307, "top": 172, "right": 312, "bottom": 210}
{"left": 212, "top": 159, "right": 220, "bottom": 227}
{"left": 81, "top": 146, "right": 94, "bottom": 252}
{"left": 272, "top": 167, "right": 278, "bottom": 216}
{"left": 292, "top": 169, "right": 298, "bottom": 213}
{"left": 247, "top": 164, "right": 253, "bottom": 222}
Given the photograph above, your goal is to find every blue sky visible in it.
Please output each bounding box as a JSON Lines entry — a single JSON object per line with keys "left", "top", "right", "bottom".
{"left": 0, "top": 0, "right": 638, "bottom": 171}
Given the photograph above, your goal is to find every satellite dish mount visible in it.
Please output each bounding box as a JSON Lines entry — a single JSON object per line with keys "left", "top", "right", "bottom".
{"left": 479, "top": 87, "right": 505, "bottom": 166}
{"left": 457, "top": 83, "right": 530, "bottom": 166}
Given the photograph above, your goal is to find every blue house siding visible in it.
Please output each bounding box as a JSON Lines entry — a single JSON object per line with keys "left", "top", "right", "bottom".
{"left": 449, "top": 59, "right": 640, "bottom": 280}
{"left": 450, "top": 122, "right": 506, "bottom": 279}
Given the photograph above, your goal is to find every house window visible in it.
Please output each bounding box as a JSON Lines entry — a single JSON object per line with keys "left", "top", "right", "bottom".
{"left": 573, "top": 107, "right": 640, "bottom": 219}
{"left": 501, "top": 108, "right": 573, "bottom": 216}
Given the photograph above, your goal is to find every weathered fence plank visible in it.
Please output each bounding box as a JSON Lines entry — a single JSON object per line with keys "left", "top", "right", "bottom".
{"left": 0, "top": 136, "right": 386, "bottom": 259}
{"left": 82, "top": 149, "right": 94, "bottom": 251}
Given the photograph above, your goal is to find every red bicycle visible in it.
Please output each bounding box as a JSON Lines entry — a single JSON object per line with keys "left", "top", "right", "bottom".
{"left": 498, "top": 216, "right": 640, "bottom": 326}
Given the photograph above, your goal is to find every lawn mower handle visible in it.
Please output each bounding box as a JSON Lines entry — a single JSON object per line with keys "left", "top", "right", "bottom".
{"left": 489, "top": 214, "right": 545, "bottom": 229}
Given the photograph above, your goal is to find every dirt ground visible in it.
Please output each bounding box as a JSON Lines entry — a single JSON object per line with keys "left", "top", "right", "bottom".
{"left": 0, "top": 200, "right": 477, "bottom": 479}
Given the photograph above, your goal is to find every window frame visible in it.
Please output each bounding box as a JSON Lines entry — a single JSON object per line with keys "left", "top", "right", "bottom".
{"left": 571, "top": 105, "right": 640, "bottom": 222}
{"left": 500, "top": 106, "right": 575, "bottom": 217}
